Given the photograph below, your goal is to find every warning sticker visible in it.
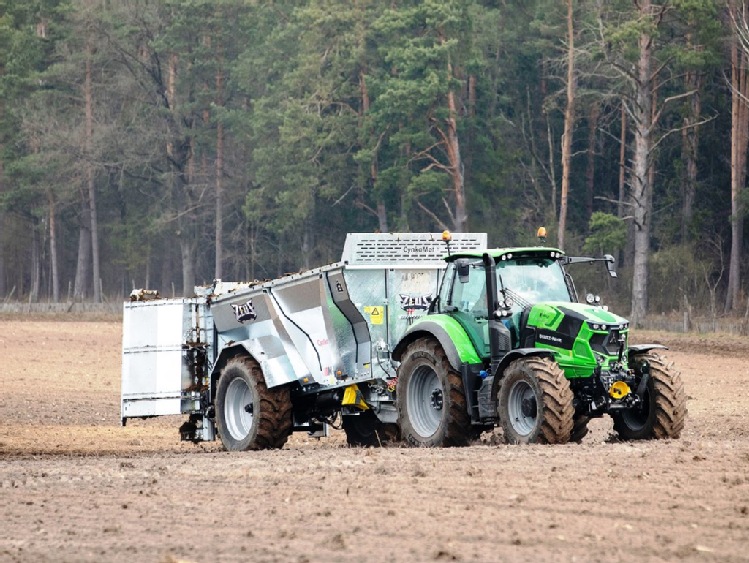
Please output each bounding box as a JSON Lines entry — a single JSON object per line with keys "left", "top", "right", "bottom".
{"left": 364, "top": 306, "right": 384, "bottom": 325}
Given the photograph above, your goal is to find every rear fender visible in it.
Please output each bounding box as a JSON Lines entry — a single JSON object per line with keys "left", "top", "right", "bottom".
{"left": 391, "top": 318, "right": 481, "bottom": 371}
{"left": 211, "top": 338, "right": 303, "bottom": 398}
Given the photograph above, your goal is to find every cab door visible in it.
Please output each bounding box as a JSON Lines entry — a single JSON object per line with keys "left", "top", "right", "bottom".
{"left": 443, "top": 261, "right": 490, "bottom": 359}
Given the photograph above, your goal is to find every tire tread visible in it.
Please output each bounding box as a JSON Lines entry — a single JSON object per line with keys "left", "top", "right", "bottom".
{"left": 218, "top": 357, "right": 292, "bottom": 451}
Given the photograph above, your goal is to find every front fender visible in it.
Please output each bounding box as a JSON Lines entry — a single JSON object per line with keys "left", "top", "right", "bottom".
{"left": 392, "top": 316, "right": 482, "bottom": 371}
{"left": 495, "top": 347, "right": 556, "bottom": 376}
{"left": 490, "top": 348, "right": 557, "bottom": 398}
{"left": 628, "top": 344, "right": 668, "bottom": 357}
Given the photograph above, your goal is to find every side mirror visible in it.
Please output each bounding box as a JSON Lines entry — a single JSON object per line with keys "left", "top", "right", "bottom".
{"left": 604, "top": 254, "right": 617, "bottom": 278}
{"left": 456, "top": 259, "right": 470, "bottom": 284}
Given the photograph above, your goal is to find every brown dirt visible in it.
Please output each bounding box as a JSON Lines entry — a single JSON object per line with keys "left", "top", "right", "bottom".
{"left": 1, "top": 321, "right": 748, "bottom": 562}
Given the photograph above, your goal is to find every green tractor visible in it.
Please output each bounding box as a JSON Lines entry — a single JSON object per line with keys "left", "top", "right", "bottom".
{"left": 391, "top": 235, "right": 687, "bottom": 446}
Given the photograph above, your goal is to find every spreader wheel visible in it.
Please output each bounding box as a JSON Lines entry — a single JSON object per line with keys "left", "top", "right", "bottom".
{"left": 215, "top": 356, "right": 292, "bottom": 451}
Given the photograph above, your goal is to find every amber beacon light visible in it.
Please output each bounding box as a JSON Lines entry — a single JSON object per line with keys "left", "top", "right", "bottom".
{"left": 537, "top": 226, "right": 547, "bottom": 244}
{"left": 442, "top": 230, "right": 452, "bottom": 256}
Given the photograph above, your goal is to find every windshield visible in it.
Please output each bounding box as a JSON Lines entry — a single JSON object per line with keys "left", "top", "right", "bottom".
{"left": 496, "top": 257, "right": 571, "bottom": 310}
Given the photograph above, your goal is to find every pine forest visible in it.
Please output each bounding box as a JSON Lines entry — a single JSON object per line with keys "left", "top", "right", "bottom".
{"left": 1, "top": 0, "right": 749, "bottom": 326}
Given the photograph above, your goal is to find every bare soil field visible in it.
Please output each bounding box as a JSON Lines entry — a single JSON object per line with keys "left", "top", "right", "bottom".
{"left": 1, "top": 318, "right": 749, "bottom": 563}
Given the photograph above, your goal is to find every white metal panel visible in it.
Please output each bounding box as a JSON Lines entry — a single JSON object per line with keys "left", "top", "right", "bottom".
{"left": 121, "top": 300, "right": 197, "bottom": 419}
{"left": 341, "top": 232, "right": 488, "bottom": 266}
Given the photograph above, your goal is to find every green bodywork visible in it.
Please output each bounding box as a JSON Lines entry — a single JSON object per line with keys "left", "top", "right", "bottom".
{"left": 415, "top": 313, "right": 484, "bottom": 365}
{"left": 522, "top": 302, "right": 629, "bottom": 378}
{"left": 411, "top": 246, "right": 629, "bottom": 380}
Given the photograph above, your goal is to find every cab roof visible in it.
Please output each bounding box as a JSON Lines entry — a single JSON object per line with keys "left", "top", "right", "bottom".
{"left": 444, "top": 246, "right": 566, "bottom": 262}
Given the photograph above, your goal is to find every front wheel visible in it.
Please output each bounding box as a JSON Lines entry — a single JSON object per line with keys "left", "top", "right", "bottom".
{"left": 497, "top": 356, "right": 574, "bottom": 444}
{"left": 215, "top": 356, "right": 292, "bottom": 451}
{"left": 396, "top": 338, "right": 471, "bottom": 447}
{"left": 612, "top": 352, "right": 686, "bottom": 440}
{"left": 571, "top": 415, "right": 590, "bottom": 443}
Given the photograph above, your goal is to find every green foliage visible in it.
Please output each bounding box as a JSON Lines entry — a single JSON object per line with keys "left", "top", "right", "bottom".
{"left": 584, "top": 212, "right": 626, "bottom": 255}
{"left": 0, "top": 0, "right": 741, "bottom": 314}
{"left": 648, "top": 243, "right": 716, "bottom": 312}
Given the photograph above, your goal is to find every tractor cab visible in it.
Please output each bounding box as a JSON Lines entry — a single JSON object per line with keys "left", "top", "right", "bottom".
{"left": 435, "top": 247, "right": 573, "bottom": 356}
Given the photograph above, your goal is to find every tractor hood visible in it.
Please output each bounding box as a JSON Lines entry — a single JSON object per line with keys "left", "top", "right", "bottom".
{"left": 524, "top": 302, "right": 630, "bottom": 373}
{"left": 527, "top": 301, "right": 629, "bottom": 332}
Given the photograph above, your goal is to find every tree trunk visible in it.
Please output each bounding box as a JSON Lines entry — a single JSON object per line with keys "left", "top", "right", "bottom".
{"left": 73, "top": 207, "right": 92, "bottom": 300}
{"left": 618, "top": 103, "right": 627, "bottom": 219}
{"left": 445, "top": 60, "right": 466, "bottom": 233}
{"left": 165, "top": 52, "right": 197, "bottom": 297}
{"left": 681, "top": 29, "right": 702, "bottom": 244}
{"left": 585, "top": 101, "right": 600, "bottom": 222}
{"left": 215, "top": 119, "right": 224, "bottom": 280}
{"left": 0, "top": 156, "right": 5, "bottom": 298}
{"left": 359, "top": 70, "right": 389, "bottom": 233}
{"left": 215, "top": 43, "right": 224, "bottom": 280}
{"left": 302, "top": 228, "right": 311, "bottom": 271}
{"left": 727, "top": 0, "right": 748, "bottom": 312}
{"left": 558, "top": 0, "right": 576, "bottom": 250}
{"left": 30, "top": 221, "right": 40, "bottom": 303}
{"left": 48, "top": 190, "right": 59, "bottom": 303}
{"left": 180, "top": 235, "right": 196, "bottom": 296}
{"left": 376, "top": 202, "right": 388, "bottom": 233}
{"left": 85, "top": 39, "right": 101, "bottom": 303}
{"left": 0, "top": 211, "right": 4, "bottom": 298}
{"left": 681, "top": 79, "right": 701, "bottom": 243}
{"left": 630, "top": 0, "right": 655, "bottom": 327}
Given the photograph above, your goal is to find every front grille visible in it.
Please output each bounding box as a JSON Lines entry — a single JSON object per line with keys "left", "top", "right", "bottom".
{"left": 590, "top": 329, "right": 627, "bottom": 356}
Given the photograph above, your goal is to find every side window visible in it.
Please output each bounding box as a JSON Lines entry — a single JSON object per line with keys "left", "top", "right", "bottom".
{"left": 448, "top": 262, "right": 487, "bottom": 316}
{"left": 438, "top": 263, "right": 455, "bottom": 313}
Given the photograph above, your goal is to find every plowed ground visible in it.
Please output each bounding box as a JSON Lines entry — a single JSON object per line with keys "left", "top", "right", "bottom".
{"left": 1, "top": 319, "right": 748, "bottom": 562}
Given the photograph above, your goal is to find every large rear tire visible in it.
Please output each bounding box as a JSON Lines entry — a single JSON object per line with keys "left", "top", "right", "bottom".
{"left": 612, "top": 352, "right": 686, "bottom": 440}
{"left": 497, "top": 356, "right": 574, "bottom": 444}
{"left": 396, "top": 338, "right": 472, "bottom": 447}
{"left": 215, "top": 356, "right": 292, "bottom": 451}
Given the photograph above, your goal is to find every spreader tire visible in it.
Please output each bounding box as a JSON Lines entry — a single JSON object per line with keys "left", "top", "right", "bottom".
{"left": 396, "top": 338, "right": 472, "bottom": 447}
{"left": 612, "top": 352, "right": 686, "bottom": 440}
{"left": 497, "top": 356, "right": 574, "bottom": 444}
{"left": 342, "top": 411, "right": 397, "bottom": 447}
{"left": 215, "top": 356, "right": 292, "bottom": 451}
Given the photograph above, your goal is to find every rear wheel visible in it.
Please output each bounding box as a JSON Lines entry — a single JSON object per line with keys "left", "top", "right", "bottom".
{"left": 396, "top": 338, "right": 471, "bottom": 447}
{"left": 497, "top": 356, "right": 574, "bottom": 444}
{"left": 612, "top": 352, "right": 686, "bottom": 440}
{"left": 215, "top": 356, "right": 292, "bottom": 451}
